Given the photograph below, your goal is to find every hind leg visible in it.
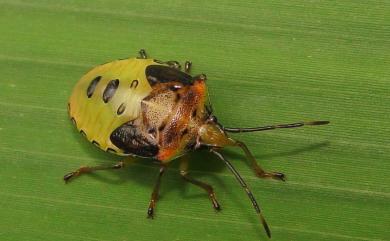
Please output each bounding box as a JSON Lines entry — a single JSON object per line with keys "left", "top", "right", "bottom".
{"left": 179, "top": 157, "right": 221, "bottom": 211}
{"left": 63, "top": 161, "right": 125, "bottom": 183}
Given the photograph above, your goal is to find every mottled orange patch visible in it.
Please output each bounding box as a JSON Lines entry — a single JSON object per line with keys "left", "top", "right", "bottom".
{"left": 156, "top": 79, "right": 207, "bottom": 162}
{"left": 193, "top": 79, "right": 206, "bottom": 95}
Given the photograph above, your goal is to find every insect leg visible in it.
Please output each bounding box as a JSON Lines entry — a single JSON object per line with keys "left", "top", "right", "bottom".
{"left": 147, "top": 164, "right": 167, "bottom": 219}
{"left": 63, "top": 161, "right": 125, "bottom": 183}
{"left": 179, "top": 157, "right": 221, "bottom": 211}
{"left": 165, "top": 60, "right": 181, "bottom": 69}
{"left": 211, "top": 149, "right": 271, "bottom": 238}
{"left": 235, "top": 141, "right": 286, "bottom": 181}
{"left": 138, "top": 49, "right": 148, "bottom": 59}
{"left": 184, "top": 61, "right": 192, "bottom": 73}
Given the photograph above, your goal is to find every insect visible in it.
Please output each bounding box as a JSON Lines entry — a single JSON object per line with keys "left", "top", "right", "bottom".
{"left": 66, "top": 49, "right": 329, "bottom": 238}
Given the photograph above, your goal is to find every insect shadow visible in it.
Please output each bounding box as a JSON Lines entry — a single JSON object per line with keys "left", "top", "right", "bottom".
{"left": 224, "top": 141, "right": 330, "bottom": 165}
{"left": 73, "top": 127, "right": 329, "bottom": 202}
{"left": 70, "top": 132, "right": 329, "bottom": 239}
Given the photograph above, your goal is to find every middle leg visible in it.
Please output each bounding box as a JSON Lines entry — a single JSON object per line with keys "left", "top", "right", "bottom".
{"left": 147, "top": 164, "right": 167, "bottom": 218}
{"left": 179, "top": 157, "right": 221, "bottom": 211}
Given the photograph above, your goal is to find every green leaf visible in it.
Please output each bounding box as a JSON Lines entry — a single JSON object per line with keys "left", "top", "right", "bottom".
{"left": 0, "top": 1, "right": 389, "bottom": 240}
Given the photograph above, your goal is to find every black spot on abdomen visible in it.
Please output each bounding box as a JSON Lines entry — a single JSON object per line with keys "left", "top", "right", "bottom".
{"left": 80, "top": 129, "right": 87, "bottom": 137}
{"left": 117, "top": 103, "right": 126, "bottom": 115}
{"left": 130, "top": 80, "right": 139, "bottom": 89}
{"left": 92, "top": 140, "right": 100, "bottom": 147}
{"left": 107, "top": 148, "right": 117, "bottom": 154}
{"left": 70, "top": 117, "right": 77, "bottom": 127}
{"left": 86, "top": 76, "right": 102, "bottom": 98}
{"left": 103, "top": 79, "right": 119, "bottom": 103}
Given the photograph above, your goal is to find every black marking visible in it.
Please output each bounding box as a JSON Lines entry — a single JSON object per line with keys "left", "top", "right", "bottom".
{"left": 79, "top": 130, "right": 86, "bottom": 137}
{"left": 153, "top": 59, "right": 165, "bottom": 64}
{"left": 110, "top": 122, "right": 159, "bottom": 157}
{"left": 130, "top": 79, "right": 139, "bottom": 89}
{"left": 192, "top": 109, "right": 197, "bottom": 118}
{"left": 103, "top": 79, "right": 119, "bottom": 103}
{"left": 148, "top": 127, "right": 156, "bottom": 134}
{"left": 181, "top": 128, "right": 189, "bottom": 137}
{"left": 158, "top": 122, "right": 166, "bottom": 132}
{"left": 145, "top": 65, "right": 193, "bottom": 86}
{"left": 86, "top": 76, "right": 102, "bottom": 98}
{"left": 92, "top": 140, "right": 100, "bottom": 147}
{"left": 175, "top": 93, "right": 181, "bottom": 102}
{"left": 117, "top": 103, "right": 126, "bottom": 115}
{"left": 67, "top": 103, "right": 71, "bottom": 112}
{"left": 148, "top": 127, "right": 157, "bottom": 139}
{"left": 70, "top": 117, "right": 77, "bottom": 126}
{"left": 107, "top": 148, "right": 117, "bottom": 154}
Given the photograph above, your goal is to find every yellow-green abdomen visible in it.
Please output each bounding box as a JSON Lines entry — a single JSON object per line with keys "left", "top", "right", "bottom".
{"left": 68, "top": 58, "right": 155, "bottom": 155}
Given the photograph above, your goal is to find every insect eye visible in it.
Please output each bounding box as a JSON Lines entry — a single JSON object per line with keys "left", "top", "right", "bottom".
{"left": 210, "top": 115, "right": 218, "bottom": 123}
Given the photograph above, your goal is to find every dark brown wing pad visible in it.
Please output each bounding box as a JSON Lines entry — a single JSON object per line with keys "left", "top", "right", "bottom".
{"left": 110, "top": 122, "right": 159, "bottom": 158}
{"left": 145, "top": 65, "right": 193, "bottom": 86}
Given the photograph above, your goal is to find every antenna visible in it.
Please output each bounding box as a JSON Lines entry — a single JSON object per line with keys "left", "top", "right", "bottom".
{"left": 211, "top": 149, "right": 271, "bottom": 238}
{"left": 223, "top": 120, "right": 329, "bottom": 133}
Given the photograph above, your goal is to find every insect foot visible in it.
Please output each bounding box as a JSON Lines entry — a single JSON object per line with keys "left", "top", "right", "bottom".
{"left": 147, "top": 204, "right": 155, "bottom": 219}
{"left": 271, "top": 172, "right": 286, "bottom": 182}
{"left": 63, "top": 171, "right": 77, "bottom": 183}
{"left": 209, "top": 193, "right": 221, "bottom": 211}
{"left": 255, "top": 170, "right": 286, "bottom": 182}
{"left": 63, "top": 166, "right": 92, "bottom": 183}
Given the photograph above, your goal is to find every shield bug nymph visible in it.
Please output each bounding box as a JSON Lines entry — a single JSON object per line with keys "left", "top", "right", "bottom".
{"left": 65, "top": 49, "right": 329, "bottom": 238}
